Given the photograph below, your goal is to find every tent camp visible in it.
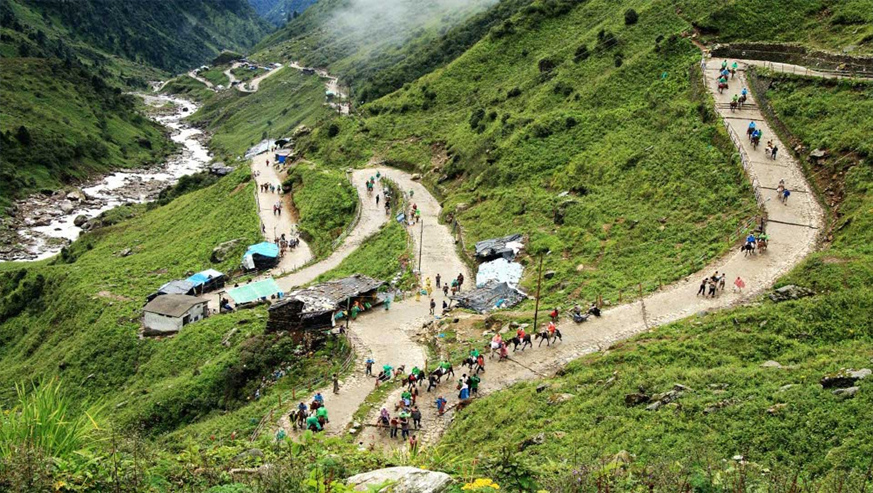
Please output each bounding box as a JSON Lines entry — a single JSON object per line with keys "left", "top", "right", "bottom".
{"left": 186, "top": 269, "right": 225, "bottom": 294}
{"left": 474, "top": 234, "right": 524, "bottom": 261}
{"left": 242, "top": 242, "right": 280, "bottom": 271}
{"left": 226, "top": 278, "right": 283, "bottom": 307}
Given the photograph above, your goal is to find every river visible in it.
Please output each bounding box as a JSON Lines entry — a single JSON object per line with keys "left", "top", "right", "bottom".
{"left": 0, "top": 94, "right": 211, "bottom": 262}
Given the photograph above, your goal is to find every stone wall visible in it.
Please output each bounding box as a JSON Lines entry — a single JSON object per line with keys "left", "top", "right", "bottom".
{"left": 712, "top": 43, "right": 873, "bottom": 73}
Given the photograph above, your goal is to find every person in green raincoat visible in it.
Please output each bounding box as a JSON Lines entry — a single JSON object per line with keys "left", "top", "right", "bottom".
{"left": 439, "top": 360, "right": 451, "bottom": 370}
{"left": 401, "top": 389, "right": 412, "bottom": 401}
{"left": 306, "top": 414, "right": 322, "bottom": 431}
{"left": 316, "top": 405, "right": 329, "bottom": 423}
{"left": 470, "top": 347, "right": 480, "bottom": 359}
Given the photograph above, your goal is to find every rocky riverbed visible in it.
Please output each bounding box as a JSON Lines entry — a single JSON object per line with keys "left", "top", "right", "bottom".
{"left": 0, "top": 94, "right": 211, "bottom": 262}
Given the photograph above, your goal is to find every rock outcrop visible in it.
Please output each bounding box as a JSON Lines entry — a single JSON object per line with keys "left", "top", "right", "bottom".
{"left": 346, "top": 467, "right": 452, "bottom": 492}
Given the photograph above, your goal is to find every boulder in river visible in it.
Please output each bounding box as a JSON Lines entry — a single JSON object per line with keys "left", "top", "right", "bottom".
{"left": 346, "top": 467, "right": 452, "bottom": 492}
{"left": 74, "top": 215, "right": 89, "bottom": 227}
{"left": 67, "top": 189, "right": 86, "bottom": 201}
{"left": 60, "top": 200, "right": 74, "bottom": 214}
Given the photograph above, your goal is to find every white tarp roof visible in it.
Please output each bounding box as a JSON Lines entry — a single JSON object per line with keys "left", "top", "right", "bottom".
{"left": 476, "top": 257, "right": 524, "bottom": 288}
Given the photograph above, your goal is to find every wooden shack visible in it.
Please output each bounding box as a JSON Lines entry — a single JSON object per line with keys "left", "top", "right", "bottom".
{"left": 266, "top": 274, "right": 384, "bottom": 344}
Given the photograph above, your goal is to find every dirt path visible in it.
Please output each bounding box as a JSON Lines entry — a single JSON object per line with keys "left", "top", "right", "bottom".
{"left": 287, "top": 61, "right": 350, "bottom": 115}
{"left": 354, "top": 57, "right": 825, "bottom": 451}
{"left": 729, "top": 59, "right": 873, "bottom": 80}
{"left": 273, "top": 168, "right": 472, "bottom": 437}
{"left": 187, "top": 70, "right": 215, "bottom": 90}
{"left": 264, "top": 56, "right": 826, "bottom": 451}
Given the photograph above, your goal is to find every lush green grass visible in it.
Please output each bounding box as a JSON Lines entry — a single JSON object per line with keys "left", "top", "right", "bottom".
{"left": 437, "top": 61, "right": 873, "bottom": 489}
{"left": 283, "top": 164, "right": 357, "bottom": 258}
{"left": 160, "top": 74, "right": 217, "bottom": 102}
{"left": 199, "top": 66, "right": 230, "bottom": 87}
{"left": 0, "top": 168, "right": 313, "bottom": 443}
{"left": 314, "top": 220, "right": 411, "bottom": 284}
{"left": 296, "top": 0, "right": 756, "bottom": 308}
{"left": 188, "top": 67, "right": 334, "bottom": 162}
{"left": 0, "top": 58, "right": 174, "bottom": 208}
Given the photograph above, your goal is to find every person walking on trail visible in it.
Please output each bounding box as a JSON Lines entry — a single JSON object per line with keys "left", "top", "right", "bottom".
{"left": 771, "top": 145, "right": 778, "bottom": 160}
{"left": 390, "top": 416, "right": 399, "bottom": 438}
{"left": 365, "top": 358, "right": 374, "bottom": 376}
{"left": 305, "top": 414, "right": 322, "bottom": 432}
{"left": 436, "top": 273, "right": 441, "bottom": 289}
{"left": 550, "top": 307, "right": 559, "bottom": 322}
{"left": 697, "top": 278, "right": 707, "bottom": 296}
{"left": 734, "top": 276, "right": 746, "bottom": 292}
{"left": 458, "top": 380, "right": 470, "bottom": 400}
{"left": 332, "top": 373, "right": 339, "bottom": 394}
{"left": 409, "top": 435, "right": 419, "bottom": 453}
{"left": 376, "top": 171, "right": 381, "bottom": 181}
{"left": 400, "top": 416, "right": 410, "bottom": 440}
{"left": 415, "top": 208, "right": 421, "bottom": 223}
{"left": 427, "top": 374, "right": 438, "bottom": 393}
{"left": 782, "top": 188, "right": 791, "bottom": 205}
{"left": 376, "top": 194, "right": 380, "bottom": 206}
{"left": 442, "top": 299, "right": 449, "bottom": 314}
{"left": 425, "top": 277, "right": 432, "bottom": 295}
{"left": 443, "top": 284, "right": 449, "bottom": 297}
{"left": 708, "top": 278, "right": 718, "bottom": 298}
{"left": 469, "top": 374, "right": 481, "bottom": 395}
{"left": 436, "top": 396, "right": 447, "bottom": 415}
{"left": 457, "top": 273, "right": 464, "bottom": 292}
{"left": 476, "top": 354, "right": 485, "bottom": 374}
{"left": 411, "top": 406, "right": 422, "bottom": 429}
{"left": 429, "top": 298, "right": 436, "bottom": 315}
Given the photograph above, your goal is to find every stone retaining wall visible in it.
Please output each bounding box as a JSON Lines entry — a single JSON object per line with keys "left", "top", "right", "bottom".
{"left": 712, "top": 42, "right": 873, "bottom": 73}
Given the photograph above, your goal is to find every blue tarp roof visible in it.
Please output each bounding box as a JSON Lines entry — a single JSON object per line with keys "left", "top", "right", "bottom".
{"left": 186, "top": 269, "right": 224, "bottom": 286}
{"left": 227, "top": 278, "right": 283, "bottom": 305}
{"left": 245, "top": 242, "right": 279, "bottom": 258}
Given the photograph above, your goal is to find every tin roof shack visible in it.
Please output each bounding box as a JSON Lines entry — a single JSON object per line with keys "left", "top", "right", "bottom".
{"left": 142, "top": 294, "right": 208, "bottom": 336}
{"left": 451, "top": 281, "right": 526, "bottom": 314}
{"left": 242, "top": 242, "right": 280, "bottom": 271}
{"left": 267, "top": 275, "right": 384, "bottom": 344}
{"left": 146, "top": 279, "right": 196, "bottom": 302}
{"left": 186, "top": 269, "right": 226, "bottom": 294}
{"left": 474, "top": 234, "right": 524, "bottom": 262}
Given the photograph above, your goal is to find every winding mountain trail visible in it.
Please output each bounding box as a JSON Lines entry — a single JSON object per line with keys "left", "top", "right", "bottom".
{"left": 255, "top": 56, "right": 827, "bottom": 451}
{"left": 187, "top": 70, "right": 215, "bottom": 90}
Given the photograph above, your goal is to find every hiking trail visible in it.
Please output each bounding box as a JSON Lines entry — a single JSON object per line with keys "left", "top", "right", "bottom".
{"left": 256, "top": 56, "right": 826, "bottom": 451}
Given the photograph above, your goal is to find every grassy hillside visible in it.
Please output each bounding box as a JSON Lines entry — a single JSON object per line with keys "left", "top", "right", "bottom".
{"left": 5, "top": 0, "right": 270, "bottom": 74}
{"left": 437, "top": 71, "right": 873, "bottom": 490}
{"left": 189, "top": 67, "right": 334, "bottom": 161}
{"left": 0, "top": 168, "right": 315, "bottom": 439}
{"left": 0, "top": 58, "right": 174, "bottom": 207}
{"left": 284, "top": 164, "right": 358, "bottom": 258}
{"left": 296, "top": 0, "right": 757, "bottom": 308}
{"left": 249, "top": 0, "right": 317, "bottom": 26}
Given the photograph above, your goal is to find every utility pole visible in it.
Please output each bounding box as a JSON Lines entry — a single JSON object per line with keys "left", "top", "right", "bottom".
{"left": 532, "top": 254, "right": 544, "bottom": 332}
{"left": 418, "top": 218, "right": 424, "bottom": 273}
{"left": 345, "top": 296, "right": 351, "bottom": 333}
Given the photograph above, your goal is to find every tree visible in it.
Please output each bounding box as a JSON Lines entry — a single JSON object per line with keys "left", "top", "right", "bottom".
{"left": 15, "top": 126, "right": 31, "bottom": 146}
{"left": 624, "top": 9, "right": 639, "bottom": 25}
{"left": 328, "top": 123, "right": 340, "bottom": 137}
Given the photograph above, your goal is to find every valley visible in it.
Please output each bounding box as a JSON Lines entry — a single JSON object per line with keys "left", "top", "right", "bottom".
{"left": 1, "top": 0, "right": 872, "bottom": 491}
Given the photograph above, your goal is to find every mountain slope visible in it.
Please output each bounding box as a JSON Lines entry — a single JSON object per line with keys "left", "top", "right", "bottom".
{"left": 249, "top": 0, "right": 317, "bottom": 25}
{"left": 8, "top": 0, "right": 271, "bottom": 73}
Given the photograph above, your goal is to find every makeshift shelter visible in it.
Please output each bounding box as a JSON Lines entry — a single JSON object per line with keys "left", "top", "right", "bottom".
{"left": 476, "top": 257, "right": 524, "bottom": 288}
{"left": 147, "top": 279, "right": 195, "bottom": 301}
{"left": 451, "top": 281, "right": 526, "bottom": 314}
{"left": 274, "top": 149, "right": 294, "bottom": 164}
{"left": 267, "top": 275, "right": 384, "bottom": 338}
{"left": 186, "top": 269, "right": 225, "bottom": 294}
{"left": 244, "top": 139, "right": 275, "bottom": 160}
{"left": 474, "top": 234, "right": 524, "bottom": 261}
{"left": 142, "top": 294, "right": 208, "bottom": 335}
{"left": 226, "top": 278, "right": 283, "bottom": 307}
{"left": 242, "top": 242, "right": 280, "bottom": 271}
{"left": 274, "top": 137, "right": 293, "bottom": 148}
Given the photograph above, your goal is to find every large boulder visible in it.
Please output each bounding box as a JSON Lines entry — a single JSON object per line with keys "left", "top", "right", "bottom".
{"left": 821, "top": 368, "right": 871, "bottom": 389}
{"left": 769, "top": 285, "right": 814, "bottom": 303}
{"left": 73, "top": 215, "right": 88, "bottom": 227}
{"left": 346, "top": 467, "right": 452, "bottom": 492}
{"left": 59, "top": 200, "right": 74, "bottom": 214}
{"left": 211, "top": 238, "right": 245, "bottom": 264}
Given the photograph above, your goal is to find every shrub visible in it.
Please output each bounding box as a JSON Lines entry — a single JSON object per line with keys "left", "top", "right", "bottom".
{"left": 507, "top": 87, "right": 522, "bottom": 98}
{"left": 573, "top": 44, "right": 590, "bottom": 63}
{"left": 328, "top": 123, "right": 340, "bottom": 137}
{"left": 625, "top": 8, "right": 639, "bottom": 25}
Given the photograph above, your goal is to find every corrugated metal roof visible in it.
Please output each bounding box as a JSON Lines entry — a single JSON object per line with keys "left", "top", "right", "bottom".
{"left": 451, "top": 281, "right": 526, "bottom": 314}
{"left": 274, "top": 274, "right": 384, "bottom": 314}
{"left": 158, "top": 279, "right": 196, "bottom": 295}
{"left": 143, "top": 294, "right": 206, "bottom": 317}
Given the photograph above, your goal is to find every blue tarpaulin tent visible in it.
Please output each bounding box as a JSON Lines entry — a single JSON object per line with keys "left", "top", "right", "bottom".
{"left": 186, "top": 269, "right": 225, "bottom": 293}
{"left": 243, "top": 242, "right": 280, "bottom": 270}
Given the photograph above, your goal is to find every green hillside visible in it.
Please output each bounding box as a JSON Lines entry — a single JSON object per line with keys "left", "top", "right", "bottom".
{"left": 0, "top": 57, "right": 174, "bottom": 207}
{"left": 5, "top": 0, "right": 270, "bottom": 73}
{"left": 249, "top": 0, "right": 317, "bottom": 26}
{"left": 439, "top": 71, "right": 873, "bottom": 488}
